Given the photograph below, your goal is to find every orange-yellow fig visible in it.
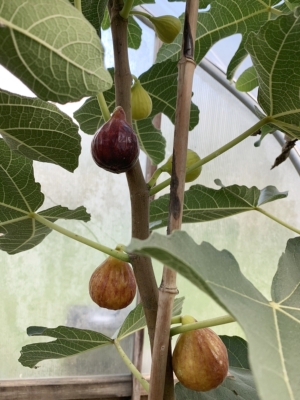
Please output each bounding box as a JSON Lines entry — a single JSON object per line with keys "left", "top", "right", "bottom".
{"left": 89, "top": 256, "right": 136, "bottom": 310}
{"left": 172, "top": 316, "right": 229, "bottom": 391}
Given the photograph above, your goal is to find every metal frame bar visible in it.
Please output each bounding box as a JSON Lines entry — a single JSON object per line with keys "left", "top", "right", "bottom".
{"left": 199, "top": 58, "right": 300, "bottom": 176}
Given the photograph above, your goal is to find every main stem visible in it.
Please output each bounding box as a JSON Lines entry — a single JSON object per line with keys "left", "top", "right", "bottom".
{"left": 108, "top": 0, "right": 158, "bottom": 350}
{"left": 149, "top": 3, "right": 199, "bottom": 400}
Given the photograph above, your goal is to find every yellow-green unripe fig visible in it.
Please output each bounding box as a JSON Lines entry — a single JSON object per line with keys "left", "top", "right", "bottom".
{"left": 162, "top": 149, "right": 202, "bottom": 182}
{"left": 172, "top": 316, "right": 229, "bottom": 392}
{"left": 131, "top": 79, "right": 152, "bottom": 120}
{"left": 148, "top": 15, "right": 181, "bottom": 44}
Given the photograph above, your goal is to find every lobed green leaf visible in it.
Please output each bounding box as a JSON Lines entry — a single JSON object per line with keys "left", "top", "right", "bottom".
{"left": 0, "top": 140, "right": 90, "bottom": 254}
{"left": 0, "top": 0, "right": 112, "bottom": 103}
{"left": 19, "top": 326, "right": 112, "bottom": 368}
{"left": 246, "top": 10, "right": 300, "bottom": 139}
{"left": 0, "top": 89, "right": 81, "bottom": 172}
{"left": 150, "top": 181, "right": 288, "bottom": 229}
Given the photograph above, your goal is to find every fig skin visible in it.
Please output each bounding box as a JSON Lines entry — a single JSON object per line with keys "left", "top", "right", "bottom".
{"left": 162, "top": 149, "right": 202, "bottom": 182}
{"left": 91, "top": 106, "right": 139, "bottom": 173}
{"left": 89, "top": 256, "right": 137, "bottom": 310}
{"left": 148, "top": 15, "right": 182, "bottom": 44}
{"left": 172, "top": 323, "right": 229, "bottom": 392}
{"left": 131, "top": 79, "right": 152, "bottom": 120}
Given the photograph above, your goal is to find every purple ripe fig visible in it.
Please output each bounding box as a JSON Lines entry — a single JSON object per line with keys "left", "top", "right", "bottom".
{"left": 91, "top": 106, "right": 140, "bottom": 173}
{"left": 172, "top": 316, "right": 229, "bottom": 392}
{"left": 89, "top": 256, "right": 136, "bottom": 310}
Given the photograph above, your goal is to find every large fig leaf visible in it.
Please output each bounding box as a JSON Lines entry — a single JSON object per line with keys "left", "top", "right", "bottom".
{"left": 176, "top": 336, "right": 258, "bottom": 399}
{"left": 117, "top": 296, "right": 184, "bottom": 339}
{"left": 246, "top": 10, "right": 300, "bottom": 139}
{"left": 150, "top": 181, "right": 288, "bottom": 229}
{"left": 156, "top": 0, "right": 284, "bottom": 80}
{"left": 0, "top": 140, "right": 90, "bottom": 254}
{"left": 0, "top": 89, "right": 81, "bottom": 172}
{"left": 0, "top": 0, "right": 112, "bottom": 103}
{"left": 18, "top": 298, "right": 184, "bottom": 369}
{"left": 19, "top": 326, "right": 112, "bottom": 368}
{"left": 128, "top": 233, "right": 300, "bottom": 400}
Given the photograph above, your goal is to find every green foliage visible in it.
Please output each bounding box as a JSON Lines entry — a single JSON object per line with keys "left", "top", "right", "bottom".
{"left": 0, "top": 0, "right": 112, "bottom": 103}
{"left": 0, "top": 89, "right": 81, "bottom": 171}
{"left": 150, "top": 181, "right": 288, "bottom": 229}
{"left": 19, "top": 298, "right": 184, "bottom": 368}
{"left": 0, "top": 1, "right": 300, "bottom": 398}
{"left": 0, "top": 140, "right": 90, "bottom": 254}
{"left": 235, "top": 66, "right": 258, "bottom": 92}
{"left": 246, "top": 10, "right": 300, "bottom": 138}
{"left": 156, "top": 0, "right": 282, "bottom": 80}
{"left": 19, "top": 326, "right": 113, "bottom": 369}
{"left": 128, "top": 233, "right": 300, "bottom": 400}
{"left": 69, "top": 0, "right": 108, "bottom": 32}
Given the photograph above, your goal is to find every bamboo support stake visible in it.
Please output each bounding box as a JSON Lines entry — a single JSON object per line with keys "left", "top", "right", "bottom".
{"left": 148, "top": 2, "right": 199, "bottom": 400}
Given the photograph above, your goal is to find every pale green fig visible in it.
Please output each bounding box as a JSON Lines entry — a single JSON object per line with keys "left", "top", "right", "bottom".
{"left": 131, "top": 79, "right": 152, "bottom": 120}
{"left": 172, "top": 316, "right": 229, "bottom": 392}
{"left": 161, "top": 149, "right": 202, "bottom": 182}
{"left": 148, "top": 15, "right": 181, "bottom": 44}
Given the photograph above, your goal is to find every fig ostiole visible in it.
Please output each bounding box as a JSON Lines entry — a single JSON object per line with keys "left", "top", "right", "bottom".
{"left": 161, "top": 149, "right": 202, "bottom": 182}
{"left": 91, "top": 106, "right": 140, "bottom": 174}
{"left": 148, "top": 15, "right": 182, "bottom": 44}
{"left": 89, "top": 256, "right": 137, "bottom": 310}
{"left": 131, "top": 77, "right": 152, "bottom": 120}
{"left": 172, "top": 316, "right": 229, "bottom": 392}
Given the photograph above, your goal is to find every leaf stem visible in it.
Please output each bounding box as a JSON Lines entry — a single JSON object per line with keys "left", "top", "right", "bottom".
{"left": 150, "top": 117, "right": 270, "bottom": 196}
{"left": 74, "top": 0, "right": 82, "bottom": 12}
{"left": 256, "top": 207, "right": 300, "bottom": 235}
{"left": 114, "top": 339, "right": 150, "bottom": 393}
{"left": 97, "top": 93, "right": 111, "bottom": 122}
{"left": 130, "top": 10, "right": 151, "bottom": 20}
{"left": 147, "top": 167, "right": 163, "bottom": 188}
{"left": 119, "top": 0, "right": 135, "bottom": 19}
{"left": 171, "top": 316, "right": 181, "bottom": 324}
{"left": 31, "top": 213, "right": 130, "bottom": 262}
{"left": 170, "top": 315, "right": 236, "bottom": 337}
